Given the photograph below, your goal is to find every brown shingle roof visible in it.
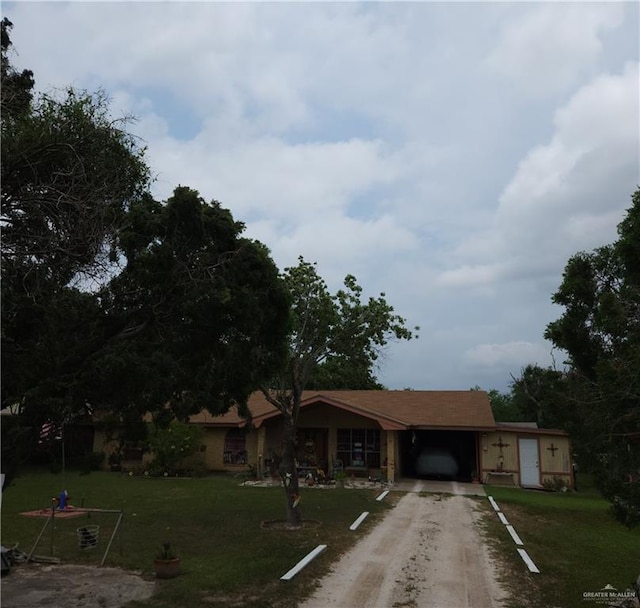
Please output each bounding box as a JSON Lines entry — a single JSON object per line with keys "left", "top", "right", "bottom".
{"left": 189, "top": 390, "right": 496, "bottom": 430}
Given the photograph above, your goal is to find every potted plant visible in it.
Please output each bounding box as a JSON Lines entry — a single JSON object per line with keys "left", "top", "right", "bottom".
{"left": 154, "top": 542, "right": 180, "bottom": 579}
{"left": 334, "top": 470, "right": 347, "bottom": 488}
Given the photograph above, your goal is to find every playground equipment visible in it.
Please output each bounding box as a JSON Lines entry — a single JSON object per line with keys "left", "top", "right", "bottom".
{"left": 22, "top": 493, "right": 124, "bottom": 567}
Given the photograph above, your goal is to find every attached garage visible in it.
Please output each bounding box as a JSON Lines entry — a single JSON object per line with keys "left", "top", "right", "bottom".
{"left": 400, "top": 430, "right": 479, "bottom": 481}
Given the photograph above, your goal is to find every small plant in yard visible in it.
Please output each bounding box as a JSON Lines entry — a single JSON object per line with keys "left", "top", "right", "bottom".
{"left": 154, "top": 542, "right": 180, "bottom": 580}
{"left": 334, "top": 470, "right": 347, "bottom": 487}
{"left": 156, "top": 542, "right": 178, "bottom": 561}
{"left": 542, "top": 476, "right": 569, "bottom": 492}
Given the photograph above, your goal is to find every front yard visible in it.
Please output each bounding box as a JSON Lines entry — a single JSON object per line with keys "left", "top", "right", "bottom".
{"left": 0, "top": 469, "right": 392, "bottom": 607}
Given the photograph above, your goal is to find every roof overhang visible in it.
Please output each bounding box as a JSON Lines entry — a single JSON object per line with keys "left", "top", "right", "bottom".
{"left": 492, "top": 426, "right": 569, "bottom": 436}
{"left": 410, "top": 426, "right": 498, "bottom": 432}
{"left": 250, "top": 394, "right": 409, "bottom": 431}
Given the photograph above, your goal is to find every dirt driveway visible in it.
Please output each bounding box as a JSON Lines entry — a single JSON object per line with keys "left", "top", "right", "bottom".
{"left": 301, "top": 489, "right": 507, "bottom": 608}
{"left": 0, "top": 563, "right": 155, "bottom": 608}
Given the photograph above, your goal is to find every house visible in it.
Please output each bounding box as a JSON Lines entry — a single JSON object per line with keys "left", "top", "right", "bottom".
{"left": 108, "top": 390, "right": 572, "bottom": 489}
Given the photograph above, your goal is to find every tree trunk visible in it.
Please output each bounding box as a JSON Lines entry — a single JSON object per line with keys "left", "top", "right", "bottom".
{"left": 280, "top": 414, "right": 302, "bottom": 527}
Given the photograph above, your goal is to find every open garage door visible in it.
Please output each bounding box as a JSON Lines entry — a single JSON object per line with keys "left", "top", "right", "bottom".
{"left": 400, "top": 430, "right": 478, "bottom": 482}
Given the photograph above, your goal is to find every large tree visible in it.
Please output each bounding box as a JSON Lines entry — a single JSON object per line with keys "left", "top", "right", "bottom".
{"left": 306, "top": 354, "right": 385, "bottom": 390}
{"left": 473, "top": 387, "right": 524, "bottom": 423}
{"left": 545, "top": 188, "right": 640, "bottom": 526}
{"left": 261, "top": 258, "right": 417, "bottom": 526}
{"left": 93, "top": 186, "right": 290, "bottom": 420}
{"left": 0, "top": 22, "right": 290, "bottom": 483}
{"left": 1, "top": 18, "right": 151, "bottom": 478}
{"left": 508, "top": 364, "right": 568, "bottom": 429}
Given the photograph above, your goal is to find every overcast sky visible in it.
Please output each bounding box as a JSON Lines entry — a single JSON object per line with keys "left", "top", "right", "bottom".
{"left": 5, "top": 2, "right": 639, "bottom": 392}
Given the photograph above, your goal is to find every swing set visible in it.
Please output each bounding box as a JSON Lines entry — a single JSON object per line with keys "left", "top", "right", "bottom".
{"left": 21, "top": 498, "right": 125, "bottom": 567}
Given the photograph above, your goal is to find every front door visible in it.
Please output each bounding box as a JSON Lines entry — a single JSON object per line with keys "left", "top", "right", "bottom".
{"left": 297, "top": 429, "right": 328, "bottom": 472}
{"left": 519, "top": 438, "right": 540, "bottom": 486}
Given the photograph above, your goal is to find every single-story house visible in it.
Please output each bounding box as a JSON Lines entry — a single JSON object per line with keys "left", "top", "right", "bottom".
{"left": 93, "top": 390, "right": 574, "bottom": 488}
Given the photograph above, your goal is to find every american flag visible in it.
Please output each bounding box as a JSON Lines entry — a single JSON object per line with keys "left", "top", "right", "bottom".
{"left": 39, "top": 421, "right": 62, "bottom": 443}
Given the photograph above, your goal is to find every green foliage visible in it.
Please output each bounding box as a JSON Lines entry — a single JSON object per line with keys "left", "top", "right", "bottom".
{"left": 1, "top": 21, "right": 149, "bottom": 430}
{"left": 79, "top": 452, "right": 106, "bottom": 474}
{"left": 1, "top": 23, "right": 290, "bottom": 461}
{"left": 261, "top": 257, "right": 417, "bottom": 525}
{"left": 0, "top": 414, "right": 31, "bottom": 487}
{"left": 146, "top": 420, "right": 205, "bottom": 476}
{"left": 472, "top": 387, "right": 525, "bottom": 423}
{"left": 275, "top": 257, "right": 417, "bottom": 398}
{"left": 509, "top": 364, "right": 567, "bottom": 429}
{"left": 545, "top": 188, "right": 640, "bottom": 527}
{"left": 1, "top": 18, "right": 34, "bottom": 122}
{"left": 541, "top": 476, "right": 570, "bottom": 492}
{"left": 307, "top": 355, "right": 385, "bottom": 390}
{"left": 156, "top": 541, "right": 179, "bottom": 560}
{"left": 93, "top": 186, "right": 290, "bottom": 419}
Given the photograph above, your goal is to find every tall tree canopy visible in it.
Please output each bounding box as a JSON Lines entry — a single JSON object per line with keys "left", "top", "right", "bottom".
{"left": 0, "top": 21, "right": 290, "bottom": 484}
{"left": 1, "top": 16, "right": 151, "bottom": 434}
{"left": 94, "top": 186, "right": 290, "bottom": 420}
{"left": 508, "top": 364, "right": 568, "bottom": 430}
{"left": 545, "top": 188, "right": 640, "bottom": 526}
{"left": 261, "top": 258, "right": 417, "bottom": 526}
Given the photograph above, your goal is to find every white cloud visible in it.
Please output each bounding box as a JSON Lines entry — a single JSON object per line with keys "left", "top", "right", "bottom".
{"left": 486, "top": 3, "right": 624, "bottom": 95}
{"left": 498, "top": 62, "right": 639, "bottom": 253}
{"left": 146, "top": 133, "right": 400, "bottom": 220}
{"left": 440, "top": 61, "right": 639, "bottom": 289}
{"left": 437, "top": 264, "right": 505, "bottom": 289}
{"left": 465, "top": 341, "right": 552, "bottom": 368}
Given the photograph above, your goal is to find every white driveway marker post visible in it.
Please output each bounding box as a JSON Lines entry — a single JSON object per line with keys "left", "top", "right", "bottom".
{"left": 497, "top": 512, "right": 509, "bottom": 525}
{"left": 517, "top": 548, "right": 540, "bottom": 573}
{"left": 488, "top": 496, "right": 500, "bottom": 511}
{"left": 280, "top": 545, "right": 328, "bottom": 581}
{"left": 506, "top": 525, "right": 524, "bottom": 546}
{"left": 376, "top": 490, "right": 389, "bottom": 502}
{"left": 349, "top": 511, "right": 369, "bottom": 531}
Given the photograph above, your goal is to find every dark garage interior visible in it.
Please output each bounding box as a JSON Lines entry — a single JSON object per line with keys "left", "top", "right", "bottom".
{"left": 400, "top": 429, "right": 478, "bottom": 481}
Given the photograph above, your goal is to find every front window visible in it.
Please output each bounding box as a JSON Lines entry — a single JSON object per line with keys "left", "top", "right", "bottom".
{"left": 337, "top": 428, "right": 380, "bottom": 468}
{"left": 223, "top": 429, "right": 247, "bottom": 464}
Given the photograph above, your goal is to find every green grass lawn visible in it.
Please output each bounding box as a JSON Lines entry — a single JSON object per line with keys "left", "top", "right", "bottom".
{"left": 483, "top": 476, "right": 640, "bottom": 608}
{"left": 1, "top": 469, "right": 393, "bottom": 608}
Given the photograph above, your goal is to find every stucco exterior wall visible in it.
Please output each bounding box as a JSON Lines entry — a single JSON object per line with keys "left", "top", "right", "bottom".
{"left": 480, "top": 431, "right": 572, "bottom": 488}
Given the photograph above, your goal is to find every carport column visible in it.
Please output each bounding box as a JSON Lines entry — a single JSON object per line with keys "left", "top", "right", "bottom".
{"left": 328, "top": 426, "right": 337, "bottom": 472}
{"left": 386, "top": 431, "right": 396, "bottom": 483}
{"left": 257, "top": 425, "right": 266, "bottom": 477}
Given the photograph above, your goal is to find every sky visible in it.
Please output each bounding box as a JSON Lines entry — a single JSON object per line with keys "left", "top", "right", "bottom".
{"left": 5, "top": 1, "right": 639, "bottom": 392}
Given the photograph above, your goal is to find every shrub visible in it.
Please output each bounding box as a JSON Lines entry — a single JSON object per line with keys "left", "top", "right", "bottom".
{"left": 80, "top": 451, "right": 105, "bottom": 474}
{"left": 146, "top": 420, "right": 204, "bottom": 476}
{"left": 542, "top": 476, "right": 569, "bottom": 492}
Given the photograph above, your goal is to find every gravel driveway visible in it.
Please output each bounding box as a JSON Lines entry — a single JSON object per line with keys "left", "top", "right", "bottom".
{"left": 301, "top": 490, "right": 507, "bottom": 608}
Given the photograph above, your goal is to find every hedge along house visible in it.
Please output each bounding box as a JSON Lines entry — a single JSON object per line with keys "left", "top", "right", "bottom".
{"left": 185, "top": 390, "right": 574, "bottom": 488}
